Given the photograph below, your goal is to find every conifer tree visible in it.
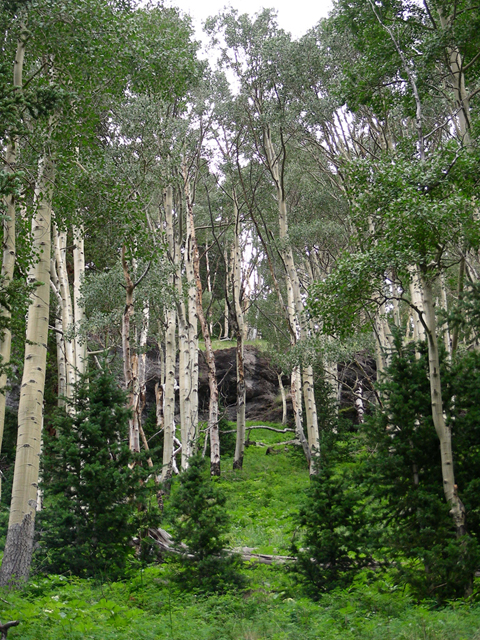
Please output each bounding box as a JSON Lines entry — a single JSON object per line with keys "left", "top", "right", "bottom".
{"left": 37, "top": 367, "right": 158, "bottom": 579}
{"left": 167, "top": 455, "right": 244, "bottom": 593}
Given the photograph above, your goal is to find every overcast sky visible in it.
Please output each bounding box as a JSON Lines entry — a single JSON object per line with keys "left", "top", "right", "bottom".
{"left": 164, "top": 0, "right": 334, "bottom": 41}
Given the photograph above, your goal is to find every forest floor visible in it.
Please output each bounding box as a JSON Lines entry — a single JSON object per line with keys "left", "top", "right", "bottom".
{"left": 1, "top": 426, "right": 480, "bottom": 639}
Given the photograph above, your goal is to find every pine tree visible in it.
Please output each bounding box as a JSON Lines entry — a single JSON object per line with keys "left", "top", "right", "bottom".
{"left": 166, "top": 455, "right": 245, "bottom": 593}
{"left": 37, "top": 367, "right": 158, "bottom": 579}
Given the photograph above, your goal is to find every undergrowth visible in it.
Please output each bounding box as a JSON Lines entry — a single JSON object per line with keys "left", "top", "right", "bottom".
{"left": 1, "top": 427, "right": 480, "bottom": 639}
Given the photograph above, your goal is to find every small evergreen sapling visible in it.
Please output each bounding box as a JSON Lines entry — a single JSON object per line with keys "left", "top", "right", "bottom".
{"left": 38, "top": 367, "right": 159, "bottom": 579}
{"left": 166, "top": 455, "right": 245, "bottom": 593}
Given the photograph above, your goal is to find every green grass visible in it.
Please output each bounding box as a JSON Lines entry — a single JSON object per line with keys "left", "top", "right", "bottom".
{"left": 3, "top": 568, "right": 480, "bottom": 639}
{"left": 2, "top": 429, "right": 480, "bottom": 639}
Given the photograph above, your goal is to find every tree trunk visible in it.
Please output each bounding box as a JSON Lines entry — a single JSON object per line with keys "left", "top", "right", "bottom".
{"left": 162, "top": 308, "right": 176, "bottom": 480}
{"left": 73, "top": 224, "right": 86, "bottom": 377}
{"left": 185, "top": 197, "right": 199, "bottom": 455}
{"left": 419, "top": 272, "right": 466, "bottom": 536}
{"left": 121, "top": 246, "right": 140, "bottom": 453}
{"left": 232, "top": 196, "right": 246, "bottom": 470}
{"left": 183, "top": 170, "right": 220, "bottom": 476}
{"left": 277, "top": 373, "right": 287, "bottom": 425}
{"left": 291, "top": 367, "right": 311, "bottom": 467}
{"left": 0, "top": 152, "right": 55, "bottom": 587}
{"left": 0, "top": 30, "right": 26, "bottom": 466}
{"left": 50, "top": 260, "right": 66, "bottom": 406}
{"left": 53, "top": 226, "right": 76, "bottom": 399}
{"left": 263, "top": 126, "right": 317, "bottom": 468}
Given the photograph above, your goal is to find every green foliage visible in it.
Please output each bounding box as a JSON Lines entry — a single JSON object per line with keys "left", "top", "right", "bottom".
{"left": 37, "top": 366, "right": 159, "bottom": 579}
{"left": 293, "top": 339, "right": 480, "bottom": 601}
{"left": 361, "top": 339, "right": 480, "bottom": 600}
{"left": 166, "top": 455, "right": 245, "bottom": 593}
{"left": 292, "top": 428, "right": 374, "bottom": 597}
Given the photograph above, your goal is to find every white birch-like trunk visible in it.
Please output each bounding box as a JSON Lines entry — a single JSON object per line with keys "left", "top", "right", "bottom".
{"left": 409, "top": 266, "right": 427, "bottom": 344}
{"left": 73, "top": 224, "right": 86, "bottom": 377}
{"left": 121, "top": 247, "right": 140, "bottom": 454}
{"left": 162, "top": 307, "right": 176, "bottom": 480}
{"left": 53, "top": 226, "right": 76, "bottom": 398}
{"left": 419, "top": 272, "right": 466, "bottom": 536}
{"left": 355, "top": 380, "right": 365, "bottom": 424}
{"left": 263, "top": 127, "right": 318, "bottom": 468}
{"left": 0, "top": 152, "right": 55, "bottom": 586}
{"left": 50, "top": 260, "right": 66, "bottom": 406}
{"left": 186, "top": 212, "right": 199, "bottom": 454}
{"left": 162, "top": 186, "right": 179, "bottom": 477}
{"left": 291, "top": 367, "right": 311, "bottom": 467}
{"left": 232, "top": 196, "right": 246, "bottom": 470}
{"left": 440, "top": 272, "right": 452, "bottom": 360}
{"left": 183, "top": 171, "right": 220, "bottom": 476}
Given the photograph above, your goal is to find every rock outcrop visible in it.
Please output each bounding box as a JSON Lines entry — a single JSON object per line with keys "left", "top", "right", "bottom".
{"left": 198, "top": 345, "right": 286, "bottom": 423}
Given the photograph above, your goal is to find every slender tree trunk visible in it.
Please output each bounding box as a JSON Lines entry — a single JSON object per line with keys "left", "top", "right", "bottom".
{"left": 73, "top": 224, "right": 86, "bottom": 377}
{"left": 263, "top": 127, "right": 317, "bottom": 468}
{"left": 419, "top": 271, "right": 466, "bottom": 536}
{"left": 232, "top": 196, "right": 246, "bottom": 470}
{"left": 291, "top": 367, "right": 311, "bottom": 467}
{"left": 451, "top": 257, "right": 465, "bottom": 356}
{"left": 161, "top": 186, "right": 178, "bottom": 479}
{"left": 183, "top": 170, "right": 220, "bottom": 476}
{"left": 53, "top": 226, "right": 75, "bottom": 398}
{"left": 277, "top": 373, "right": 287, "bottom": 425}
{"left": 162, "top": 307, "right": 176, "bottom": 480}
{"left": 0, "top": 30, "right": 26, "bottom": 464}
{"left": 409, "top": 265, "right": 427, "bottom": 343}
{"left": 50, "top": 260, "right": 66, "bottom": 406}
{"left": 121, "top": 246, "right": 140, "bottom": 453}
{"left": 0, "top": 152, "right": 55, "bottom": 587}
{"left": 186, "top": 229, "right": 199, "bottom": 453}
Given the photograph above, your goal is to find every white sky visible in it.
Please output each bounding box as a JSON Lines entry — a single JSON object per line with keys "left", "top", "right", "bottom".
{"left": 164, "top": 0, "right": 334, "bottom": 41}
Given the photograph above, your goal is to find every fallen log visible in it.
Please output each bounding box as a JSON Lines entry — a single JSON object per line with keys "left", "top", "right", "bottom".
{"left": 146, "top": 528, "right": 295, "bottom": 565}
{"left": 0, "top": 620, "right": 20, "bottom": 640}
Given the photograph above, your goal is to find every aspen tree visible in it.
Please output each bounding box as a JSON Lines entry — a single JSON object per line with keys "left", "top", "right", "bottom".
{"left": 0, "top": 151, "right": 55, "bottom": 586}
{"left": 183, "top": 168, "right": 221, "bottom": 476}
{"left": 232, "top": 193, "right": 246, "bottom": 470}
{"left": 162, "top": 187, "right": 177, "bottom": 479}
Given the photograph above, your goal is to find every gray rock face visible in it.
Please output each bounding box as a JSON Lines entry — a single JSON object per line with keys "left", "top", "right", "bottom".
{"left": 142, "top": 345, "right": 288, "bottom": 424}
{"left": 198, "top": 345, "right": 287, "bottom": 422}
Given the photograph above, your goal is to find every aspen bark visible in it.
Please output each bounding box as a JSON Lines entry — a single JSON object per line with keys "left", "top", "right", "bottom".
{"left": 162, "top": 307, "right": 176, "bottom": 480}
{"left": 50, "top": 260, "right": 66, "bottom": 406}
{"left": 291, "top": 367, "right": 311, "bottom": 466}
{"left": 409, "top": 266, "right": 427, "bottom": 344}
{"left": 440, "top": 272, "right": 452, "bottom": 360}
{"left": 437, "top": 11, "right": 471, "bottom": 145}
{"left": 0, "top": 29, "right": 26, "bottom": 461}
{"left": 0, "top": 153, "right": 55, "bottom": 586}
{"left": 53, "top": 226, "right": 75, "bottom": 398}
{"left": 232, "top": 196, "right": 246, "bottom": 470}
{"left": 183, "top": 170, "right": 220, "bottom": 476}
{"left": 419, "top": 272, "right": 466, "bottom": 536}
{"left": 184, "top": 198, "right": 199, "bottom": 452}
{"left": 161, "top": 186, "right": 177, "bottom": 478}
{"left": 73, "top": 225, "right": 86, "bottom": 377}
{"left": 263, "top": 126, "right": 318, "bottom": 468}
{"left": 121, "top": 247, "right": 140, "bottom": 453}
